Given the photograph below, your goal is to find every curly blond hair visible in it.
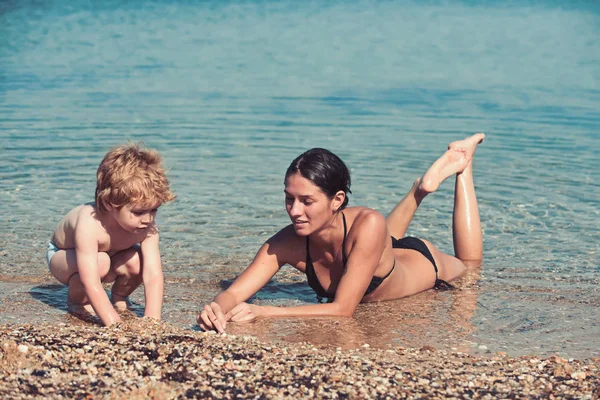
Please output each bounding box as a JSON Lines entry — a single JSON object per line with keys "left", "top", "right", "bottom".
{"left": 95, "top": 142, "right": 176, "bottom": 213}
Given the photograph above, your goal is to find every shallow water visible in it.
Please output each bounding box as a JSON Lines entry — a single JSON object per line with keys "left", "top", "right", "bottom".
{"left": 1, "top": 0, "right": 599, "bottom": 359}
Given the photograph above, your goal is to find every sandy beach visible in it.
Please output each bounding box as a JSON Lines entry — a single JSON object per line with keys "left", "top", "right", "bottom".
{"left": 1, "top": 318, "right": 599, "bottom": 399}
{"left": 2, "top": 1, "right": 600, "bottom": 398}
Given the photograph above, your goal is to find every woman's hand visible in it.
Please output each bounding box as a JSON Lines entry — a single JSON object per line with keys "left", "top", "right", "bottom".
{"left": 197, "top": 302, "right": 228, "bottom": 333}
{"left": 226, "top": 302, "right": 262, "bottom": 323}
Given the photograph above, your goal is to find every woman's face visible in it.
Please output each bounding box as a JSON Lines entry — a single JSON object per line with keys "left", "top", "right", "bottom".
{"left": 284, "top": 173, "right": 337, "bottom": 236}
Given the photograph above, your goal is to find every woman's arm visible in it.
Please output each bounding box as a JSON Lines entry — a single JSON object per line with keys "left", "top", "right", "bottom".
{"left": 329, "top": 211, "right": 388, "bottom": 313}
{"left": 198, "top": 230, "right": 289, "bottom": 332}
{"left": 227, "top": 211, "right": 389, "bottom": 321}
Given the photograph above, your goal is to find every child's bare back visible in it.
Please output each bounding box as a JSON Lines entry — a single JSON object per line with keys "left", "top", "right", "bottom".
{"left": 51, "top": 204, "right": 149, "bottom": 258}
{"left": 46, "top": 143, "right": 175, "bottom": 326}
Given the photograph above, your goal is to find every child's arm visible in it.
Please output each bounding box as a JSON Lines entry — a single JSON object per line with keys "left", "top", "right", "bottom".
{"left": 74, "top": 218, "right": 121, "bottom": 326}
{"left": 139, "top": 231, "right": 164, "bottom": 320}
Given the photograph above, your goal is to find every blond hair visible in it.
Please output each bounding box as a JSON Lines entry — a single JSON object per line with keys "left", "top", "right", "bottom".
{"left": 95, "top": 142, "right": 176, "bottom": 213}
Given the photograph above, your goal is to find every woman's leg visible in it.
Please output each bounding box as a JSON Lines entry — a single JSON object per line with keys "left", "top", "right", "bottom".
{"left": 424, "top": 133, "right": 485, "bottom": 281}
{"left": 386, "top": 135, "right": 475, "bottom": 239}
{"left": 448, "top": 134, "right": 484, "bottom": 267}
{"left": 388, "top": 133, "right": 484, "bottom": 285}
{"left": 386, "top": 178, "right": 427, "bottom": 239}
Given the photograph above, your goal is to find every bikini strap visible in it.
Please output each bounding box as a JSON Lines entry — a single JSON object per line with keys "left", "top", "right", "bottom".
{"left": 306, "top": 213, "right": 348, "bottom": 267}
{"left": 341, "top": 212, "right": 348, "bottom": 266}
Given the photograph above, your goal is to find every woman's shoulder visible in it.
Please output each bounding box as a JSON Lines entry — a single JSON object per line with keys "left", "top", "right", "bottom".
{"left": 344, "top": 206, "right": 386, "bottom": 224}
{"left": 264, "top": 224, "right": 306, "bottom": 266}
{"left": 344, "top": 207, "right": 387, "bottom": 236}
{"left": 266, "top": 224, "right": 305, "bottom": 247}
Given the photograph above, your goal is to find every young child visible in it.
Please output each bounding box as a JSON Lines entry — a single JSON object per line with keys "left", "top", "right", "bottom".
{"left": 47, "top": 143, "right": 176, "bottom": 326}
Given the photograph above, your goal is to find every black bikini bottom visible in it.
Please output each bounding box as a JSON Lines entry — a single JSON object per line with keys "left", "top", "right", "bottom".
{"left": 392, "top": 236, "right": 454, "bottom": 290}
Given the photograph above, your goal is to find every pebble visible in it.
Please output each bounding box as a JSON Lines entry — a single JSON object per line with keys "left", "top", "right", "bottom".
{"left": 571, "top": 371, "right": 587, "bottom": 380}
{"left": 0, "top": 321, "right": 598, "bottom": 399}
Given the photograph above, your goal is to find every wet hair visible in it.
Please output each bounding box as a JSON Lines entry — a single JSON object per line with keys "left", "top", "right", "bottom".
{"left": 285, "top": 148, "right": 352, "bottom": 210}
{"left": 95, "top": 142, "right": 176, "bottom": 213}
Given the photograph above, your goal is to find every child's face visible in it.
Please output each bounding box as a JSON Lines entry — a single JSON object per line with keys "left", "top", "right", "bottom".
{"left": 112, "top": 202, "right": 160, "bottom": 233}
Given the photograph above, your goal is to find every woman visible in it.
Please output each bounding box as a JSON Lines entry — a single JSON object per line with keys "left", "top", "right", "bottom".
{"left": 198, "top": 133, "right": 484, "bottom": 333}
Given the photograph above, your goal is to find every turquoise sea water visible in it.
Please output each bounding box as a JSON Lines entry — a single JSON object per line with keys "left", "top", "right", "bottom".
{"left": 1, "top": 0, "right": 599, "bottom": 358}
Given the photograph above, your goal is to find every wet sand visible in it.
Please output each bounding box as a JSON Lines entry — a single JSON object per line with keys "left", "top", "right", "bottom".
{"left": 6, "top": 264, "right": 598, "bottom": 362}
{"left": 2, "top": 318, "right": 599, "bottom": 399}
{"left": 1, "top": 266, "right": 599, "bottom": 398}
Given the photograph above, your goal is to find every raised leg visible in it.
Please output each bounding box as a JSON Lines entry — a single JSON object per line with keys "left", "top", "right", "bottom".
{"left": 448, "top": 133, "right": 484, "bottom": 266}
{"left": 420, "top": 148, "right": 471, "bottom": 193}
{"left": 386, "top": 178, "right": 427, "bottom": 239}
{"left": 386, "top": 140, "right": 473, "bottom": 239}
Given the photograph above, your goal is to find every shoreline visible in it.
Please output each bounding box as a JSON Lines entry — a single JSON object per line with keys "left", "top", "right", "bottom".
{"left": 1, "top": 273, "right": 599, "bottom": 363}
{"left": 2, "top": 320, "right": 599, "bottom": 399}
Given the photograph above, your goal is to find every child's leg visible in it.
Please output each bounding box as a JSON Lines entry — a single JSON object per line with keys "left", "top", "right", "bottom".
{"left": 49, "top": 249, "right": 111, "bottom": 311}
{"left": 105, "top": 247, "right": 143, "bottom": 310}
{"left": 48, "top": 249, "right": 79, "bottom": 285}
{"left": 386, "top": 142, "right": 471, "bottom": 239}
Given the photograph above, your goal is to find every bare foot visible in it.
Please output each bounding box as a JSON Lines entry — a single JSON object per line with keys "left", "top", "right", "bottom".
{"left": 67, "top": 303, "right": 97, "bottom": 318}
{"left": 419, "top": 148, "right": 470, "bottom": 193}
{"left": 112, "top": 293, "right": 133, "bottom": 312}
{"left": 448, "top": 132, "right": 485, "bottom": 158}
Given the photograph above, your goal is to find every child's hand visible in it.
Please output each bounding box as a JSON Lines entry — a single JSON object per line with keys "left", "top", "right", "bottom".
{"left": 197, "top": 302, "right": 227, "bottom": 333}
{"left": 225, "top": 302, "right": 261, "bottom": 323}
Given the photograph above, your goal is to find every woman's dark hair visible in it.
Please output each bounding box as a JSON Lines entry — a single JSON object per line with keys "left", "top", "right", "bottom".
{"left": 285, "top": 148, "right": 352, "bottom": 210}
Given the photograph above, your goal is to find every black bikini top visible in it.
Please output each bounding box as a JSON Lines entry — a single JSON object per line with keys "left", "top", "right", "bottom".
{"left": 305, "top": 212, "right": 395, "bottom": 301}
